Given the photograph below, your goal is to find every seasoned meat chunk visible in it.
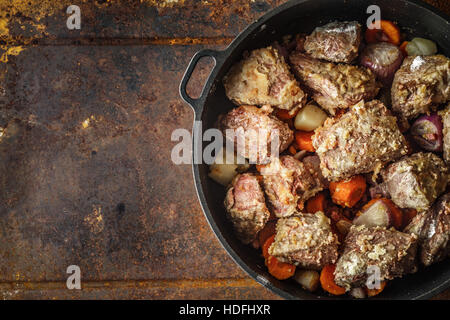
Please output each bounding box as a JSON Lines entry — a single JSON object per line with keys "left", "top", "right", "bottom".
{"left": 405, "top": 193, "right": 450, "bottom": 266}
{"left": 439, "top": 104, "right": 450, "bottom": 164}
{"left": 218, "top": 105, "right": 294, "bottom": 164}
{"left": 223, "top": 46, "right": 307, "bottom": 110}
{"left": 391, "top": 55, "right": 450, "bottom": 120}
{"left": 312, "top": 100, "right": 408, "bottom": 181}
{"left": 259, "top": 155, "right": 328, "bottom": 217}
{"left": 304, "top": 21, "right": 361, "bottom": 63}
{"left": 224, "top": 173, "right": 270, "bottom": 244}
{"left": 268, "top": 212, "right": 339, "bottom": 270}
{"left": 381, "top": 152, "right": 448, "bottom": 211}
{"left": 289, "top": 52, "right": 379, "bottom": 115}
{"left": 334, "top": 225, "right": 418, "bottom": 290}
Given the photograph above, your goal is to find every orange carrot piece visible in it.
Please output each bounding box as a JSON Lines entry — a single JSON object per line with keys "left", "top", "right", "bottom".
{"left": 306, "top": 192, "right": 327, "bottom": 214}
{"left": 295, "top": 130, "right": 315, "bottom": 152}
{"left": 366, "top": 281, "right": 387, "bottom": 297}
{"left": 276, "top": 108, "right": 297, "bottom": 120}
{"left": 266, "top": 255, "right": 296, "bottom": 280}
{"left": 288, "top": 145, "right": 298, "bottom": 155}
{"left": 258, "top": 220, "right": 277, "bottom": 248}
{"left": 365, "top": 20, "right": 401, "bottom": 45}
{"left": 320, "top": 264, "right": 346, "bottom": 295}
{"left": 383, "top": 199, "right": 403, "bottom": 229}
{"left": 402, "top": 208, "right": 417, "bottom": 229}
{"left": 399, "top": 41, "right": 408, "bottom": 56}
{"left": 262, "top": 234, "right": 275, "bottom": 260}
{"left": 329, "top": 175, "right": 367, "bottom": 208}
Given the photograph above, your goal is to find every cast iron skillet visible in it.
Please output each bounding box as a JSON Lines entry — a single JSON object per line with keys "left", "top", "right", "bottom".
{"left": 179, "top": 0, "right": 450, "bottom": 299}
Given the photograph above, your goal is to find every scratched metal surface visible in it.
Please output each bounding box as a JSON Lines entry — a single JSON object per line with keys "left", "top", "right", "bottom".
{"left": 0, "top": 0, "right": 448, "bottom": 300}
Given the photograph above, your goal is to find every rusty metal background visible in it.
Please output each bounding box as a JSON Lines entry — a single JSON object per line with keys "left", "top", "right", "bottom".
{"left": 0, "top": 0, "right": 448, "bottom": 299}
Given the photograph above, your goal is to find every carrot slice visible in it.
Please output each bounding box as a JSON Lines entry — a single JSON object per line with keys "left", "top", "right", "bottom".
{"left": 266, "top": 255, "right": 296, "bottom": 280}
{"left": 258, "top": 220, "right": 277, "bottom": 248}
{"left": 276, "top": 108, "right": 298, "bottom": 120}
{"left": 262, "top": 234, "right": 275, "bottom": 260}
{"left": 295, "top": 130, "right": 315, "bottom": 152}
{"left": 402, "top": 208, "right": 417, "bottom": 229}
{"left": 365, "top": 20, "right": 401, "bottom": 45}
{"left": 320, "top": 264, "right": 346, "bottom": 295}
{"left": 366, "top": 281, "right": 387, "bottom": 297}
{"left": 399, "top": 41, "right": 408, "bottom": 57}
{"left": 288, "top": 144, "right": 298, "bottom": 155}
{"left": 329, "top": 175, "right": 367, "bottom": 208}
{"left": 382, "top": 199, "right": 403, "bottom": 230}
{"left": 306, "top": 192, "right": 327, "bottom": 214}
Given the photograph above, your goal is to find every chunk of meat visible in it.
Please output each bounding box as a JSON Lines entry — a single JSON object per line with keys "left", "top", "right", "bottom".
{"left": 404, "top": 193, "right": 450, "bottom": 266}
{"left": 304, "top": 21, "right": 362, "bottom": 63}
{"left": 218, "top": 105, "right": 294, "bottom": 164}
{"left": 224, "top": 173, "right": 271, "bottom": 244}
{"left": 391, "top": 55, "right": 450, "bottom": 120}
{"left": 223, "top": 46, "right": 307, "bottom": 110}
{"left": 268, "top": 212, "right": 339, "bottom": 270}
{"left": 259, "top": 155, "right": 328, "bottom": 217}
{"left": 312, "top": 100, "right": 408, "bottom": 182}
{"left": 334, "top": 225, "right": 418, "bottom": 290}
{"left": 381, "top": 152, "right": 448, "bottom": 211}
{"left": 439, "top": 103, "right": 450, "bottom": 164}
{"left": 288, "top": 52, "right": 379, "bottom": 115}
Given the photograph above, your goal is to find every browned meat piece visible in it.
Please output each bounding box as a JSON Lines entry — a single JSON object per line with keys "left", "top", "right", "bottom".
{"left": 268, "top": 212, "right": 339, "bottom": 270}
{"left": 304, "top": 21, "right": 361, "bottom": 63}
{"left": 259, "top": 155, "right": 328, "bottom": 217}
{"left": 288, "top": 52, "right": 379, "bottom": 115}
{"left": 224, "top": 173, "right": 270, "bottom": 244}
{"left": 439, "top": 104, "right": 450, "bottom": 164}
{"left": 334, "top": 225, "right": 418, "bottom": 290}
{"left": 381, "top": 152, "right": 448, "bottom": 211}
{"left": 223, "top": 46, "right": 307, "bottom": 110}
{"left": 218, "top": 105, "right": 294, "bottom": 164}
{"left": 391, "top": 55, "right": 450, "bottom": 120}
{"left": 312, "top": 100, "right": 408, "bottom": 182}
{"left": 404, "top": 193, "right": 450, "bottom": 266}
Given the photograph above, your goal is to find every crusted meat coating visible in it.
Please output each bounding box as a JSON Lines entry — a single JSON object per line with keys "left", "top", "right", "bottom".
{"left": 218, "top": 105, "right": 294, "bottom": 164}
{"left": 259, "top": 155, "right": 328, "bottom": 217}
{"left": 405, "top": 193, "right": 450, "bottom": 266}
{"left": 439, "top": 103, "right": 450, "bottom": 164}
{"left": 391, "top": 55, "right": 450, "bottom": 120}
{"left": 304, "top": 21, "right": 362, "bottom": 63}
{"left": 288, "top": 52, "right": 379, "bottom": 115}
{"left": 223, "top": 46, "right": 307, "bottom": 110}
{"left": 381, "top": 152, "right": 448, "bottom": 211}
{"left": 334, "top": 225, "right": 418, "bottom": 290}
{"left": 224, "top": 173, "right": 270, "bottom": 244}
{"left": 268, "top": 212, "right": 339, "bottom": 270}
{"left": 312, "top": 100, "right": 408, "bottom": 182}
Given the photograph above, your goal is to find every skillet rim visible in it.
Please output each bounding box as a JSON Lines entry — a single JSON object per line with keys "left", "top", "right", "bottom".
{"left": 186, "top": 0, "right": 450, "bottom": 300}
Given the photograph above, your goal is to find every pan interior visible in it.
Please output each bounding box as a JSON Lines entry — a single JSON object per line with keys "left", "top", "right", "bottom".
{"left": 195, "top": 0, "right": 450, "bottom": 299}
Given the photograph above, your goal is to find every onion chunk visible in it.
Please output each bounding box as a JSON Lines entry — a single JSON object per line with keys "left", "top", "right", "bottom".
{"left": 410, "top": 114, "right": 443, "bottom": 152}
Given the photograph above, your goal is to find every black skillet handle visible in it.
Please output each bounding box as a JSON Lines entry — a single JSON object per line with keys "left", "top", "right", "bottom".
{"left": 179, "top": 49, "right": 223, "bottom": 114}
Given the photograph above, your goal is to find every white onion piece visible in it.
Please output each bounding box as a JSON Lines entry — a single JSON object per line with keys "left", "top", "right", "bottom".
{"left": 353, "top": 200, "right": 391, "bottom": 228}
{"left": 406, "top": 38, "right": 437, "bottom": 56}
{"left": 294, "top": 102, "right": 328, "bottom": 131}
{"left": 294, "top": 270, "right": 320, "bottom": 292}
{"left": 350, "top": 287, "right": 367, "bottom": 299}
{"left": 208, "top": 147, "right": 249, "bottom": 186}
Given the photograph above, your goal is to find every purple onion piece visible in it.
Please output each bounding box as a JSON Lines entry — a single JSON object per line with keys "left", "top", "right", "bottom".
{"left": 410, "top": 114, "right": 443, "bottom": 152}
{"left": 359, "top": 42, "right": 403, "bottom": 86}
